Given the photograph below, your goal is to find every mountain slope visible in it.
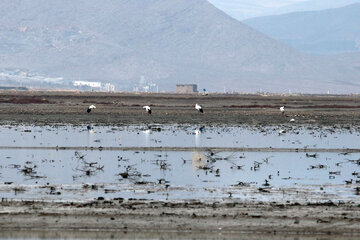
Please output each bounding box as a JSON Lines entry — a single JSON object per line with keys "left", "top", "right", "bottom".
{"left": 0, "top": 0, "right": 359, "bottom": 93}
{"left": 208, "top": 0, "right": 360, "bottom": 20}
{"left": 244, "top": 3, "right": 360, "bottom": 54}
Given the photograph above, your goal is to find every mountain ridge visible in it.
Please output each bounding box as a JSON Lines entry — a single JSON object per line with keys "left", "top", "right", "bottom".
{"left": 244, "top": 3, "right": 360, "bottom": 54}
{"left": 0, "top": 0, "right": 359, "bottom": 93}
{"left": 208, "top": 0, "right": 360, "bottom": 20}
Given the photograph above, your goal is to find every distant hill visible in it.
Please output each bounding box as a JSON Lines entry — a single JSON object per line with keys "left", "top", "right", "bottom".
{"left": 208, "top": 0, "right": 360, "bottom": 20}
{"left": 244, "top": 3, "right": 360, "bottom": 54}
{"left": 0, "top": 0, "right": 359, "bottom": 93}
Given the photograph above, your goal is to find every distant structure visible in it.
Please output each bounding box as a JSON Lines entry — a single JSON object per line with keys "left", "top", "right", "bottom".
{"left": 176, "top": 84, "right": 198, "bottom": 94}
{"left": 73, "top": 81, "right": 115, "bottom": 92}
{"left": 133, "top": 76, "right": 158, "bottom": 93}
{"left": 104, "top": 83, "right": 115, "bottom": 92}
{"left": 73, "top": 81, "right": 101, "bottom": 89}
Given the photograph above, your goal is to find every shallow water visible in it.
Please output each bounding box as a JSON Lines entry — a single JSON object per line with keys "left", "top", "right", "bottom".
{"left": 0, "top": 124, "right": 359, "bottom": 202}
{"left": 0, "top": 124, "right": 359, "bottom": 149}
{"left": 0, "top": 148, "right": 359, "bottom": 201}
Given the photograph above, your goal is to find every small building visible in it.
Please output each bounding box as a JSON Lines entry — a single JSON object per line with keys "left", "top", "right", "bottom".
{"left": 176, "top": 84, "right": 198, "bottom": 94}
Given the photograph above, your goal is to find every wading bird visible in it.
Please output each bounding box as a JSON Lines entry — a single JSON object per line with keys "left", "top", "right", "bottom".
{"left": 143, "top": 106, "right": 152, "bottom": 114}
{"left": 87, "top": 105, "right": 96, "bottom": 113}
{"left": 280, "top": 106, "right": 285, "bottom": 115}
{"left": 195, "top": 104, "right": 203, "bottom": 113}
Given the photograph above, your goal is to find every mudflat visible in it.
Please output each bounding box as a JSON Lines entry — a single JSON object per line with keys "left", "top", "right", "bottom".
{"left": 0, "top": 199, "right": 360, "bottom": 237}
{"left": 0, "top": 91, "right": 360, "bottom": 238}
{"left": 0, "top": 91, "right": 359, "bottom": 126}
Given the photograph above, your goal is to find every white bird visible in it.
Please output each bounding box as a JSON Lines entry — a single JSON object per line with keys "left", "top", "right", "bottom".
{"left": 87, "top": 105, "right": 96, "bottom": 113}
{"left": 195, "top": 103, "right": 203, "bottom": 113}
{"left": 280, "top": 106, "right": 285, "bottom": 115}
{"left": 143, "top": 105, "right": 152, "bottom": 114}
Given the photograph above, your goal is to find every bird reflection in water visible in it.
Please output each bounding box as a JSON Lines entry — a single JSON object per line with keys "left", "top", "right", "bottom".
{"left": 194, "top": 126, "right": 205, "bottom": 147}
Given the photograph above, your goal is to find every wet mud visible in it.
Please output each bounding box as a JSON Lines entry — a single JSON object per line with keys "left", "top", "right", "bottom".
{"left": 1, "top": 199, "right": 360, "bottom": 237}
{"left": 0, "top": 91, "right": 359, "bottom": 126}
{"left": 0, "top": 91, "right": 360, "bottom": 237}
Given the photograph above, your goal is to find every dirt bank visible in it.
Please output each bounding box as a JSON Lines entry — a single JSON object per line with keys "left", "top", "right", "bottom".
{"left": 0, "top": 91, "right": 359, "bottom": 126}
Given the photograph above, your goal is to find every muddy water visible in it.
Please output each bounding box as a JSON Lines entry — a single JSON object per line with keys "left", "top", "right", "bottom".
{"left": 0, "top": 125, "right": 359, "bottom": 202}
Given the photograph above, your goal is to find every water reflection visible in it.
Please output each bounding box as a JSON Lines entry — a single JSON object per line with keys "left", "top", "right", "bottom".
{"left": 194, "top": 131, "right": 201, "bottom": 147}
{"left": 142, "top": 128, "right": 151, "bottom": 147}
{"left": 1, "top": 149, "right": 359, "bottom": 201}
{"left": 86, "top": 128, "right": 96, "bottom": 145}
{"left": 0, "top": 124, "right": 360, "bottom": 149}
{"left": 1, "top": 124, "right": 360, "bottom": 202}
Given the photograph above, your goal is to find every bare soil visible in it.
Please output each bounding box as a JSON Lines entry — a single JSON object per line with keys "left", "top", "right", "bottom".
{"left": 0, "top": 91, "right": 359, "bottom": 126}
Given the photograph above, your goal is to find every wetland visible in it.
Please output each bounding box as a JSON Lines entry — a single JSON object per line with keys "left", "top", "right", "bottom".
{"left": 0, "top": 91, "right": 359, "bottom": 238}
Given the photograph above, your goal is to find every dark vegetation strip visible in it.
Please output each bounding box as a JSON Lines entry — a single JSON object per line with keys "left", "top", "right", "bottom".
{"left": 0, "top": 97, "right": 53, "bottom": 104}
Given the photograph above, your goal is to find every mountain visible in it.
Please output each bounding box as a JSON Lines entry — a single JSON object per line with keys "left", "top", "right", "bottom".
{"left": 0, "top": 0, "right": 359, "bottom": 93}
{"left": 278, "top": 0, "right": 360, "bottom": 15}
{"left": 244, "top": 3, "right": 360, "bottom": 54}
{"left": 208, "top": 0, "right": 360, "bottom": 20}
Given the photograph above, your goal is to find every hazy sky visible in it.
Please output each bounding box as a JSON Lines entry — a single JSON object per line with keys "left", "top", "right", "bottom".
{"left": 208, "top": 0, "right": 360, "bottom": 20}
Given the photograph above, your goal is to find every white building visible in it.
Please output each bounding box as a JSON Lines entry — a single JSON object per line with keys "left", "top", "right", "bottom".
{"left": 73, "top": 81, "right": 102, "bottom": 88}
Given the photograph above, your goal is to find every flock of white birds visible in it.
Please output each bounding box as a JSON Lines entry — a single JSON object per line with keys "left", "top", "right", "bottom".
{"left": 86, "top": 104, "right": 294, "bottom": 134}
{"left": 87, "top": 104, "right": 205, "bottom": 114}
{"left": 87, "top": 104, "right": 292, "bottom": 119}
